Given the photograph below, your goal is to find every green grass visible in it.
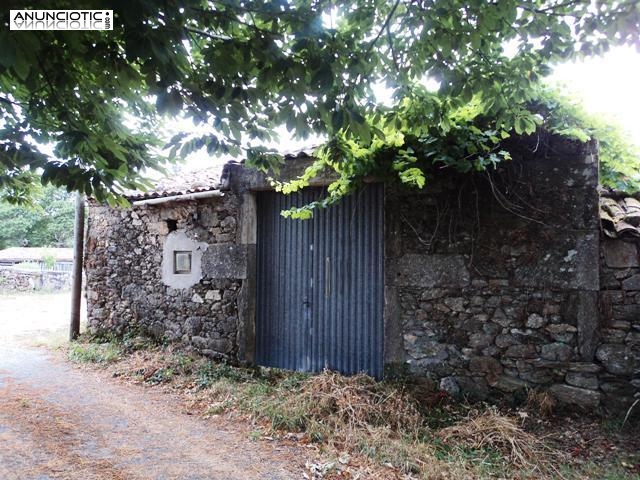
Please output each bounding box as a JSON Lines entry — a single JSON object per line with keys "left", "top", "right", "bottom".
{"left": 194, "top": 361, "right": 314, "bottom": 431}
{"left": 68, "top": 341, "right": 122, "bottom": 364}
{"left": 432, "top": 439, "right": 508, "bottom": 477}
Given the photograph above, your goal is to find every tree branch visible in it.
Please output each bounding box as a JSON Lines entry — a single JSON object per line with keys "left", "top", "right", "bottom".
{"left": 386, "top": 23, "right": 401, "bottom": 73}
{"left": 365, "top": 0, "right": 402, "bottom": 58}
{"left": 518, "top": 0, "right": 584, "bottom": 14}
{"left": 184, "top": 26, "right": 231, "bottom": 41}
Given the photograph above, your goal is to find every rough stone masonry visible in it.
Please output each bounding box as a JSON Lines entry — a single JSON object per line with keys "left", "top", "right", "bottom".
{"left": 383, "top": 135, "right": 614, "bottom": 409}
{"left": 85, "top": 194, "right": 244, "bottom": 359}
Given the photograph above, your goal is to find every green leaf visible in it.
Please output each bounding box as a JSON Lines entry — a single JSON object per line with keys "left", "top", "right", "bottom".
{"left": 514, "top": 117, "right": 524, "bottom": 135}
{"left": 399, "top": 167, "right": 426, "bottom": 188}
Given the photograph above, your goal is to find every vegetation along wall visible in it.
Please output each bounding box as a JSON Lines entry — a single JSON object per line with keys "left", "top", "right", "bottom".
{"left": 85, "top": 134, "right": 639, "bottom": 412}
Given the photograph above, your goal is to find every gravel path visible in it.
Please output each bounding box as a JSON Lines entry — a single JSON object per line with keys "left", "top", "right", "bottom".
{"left": 0, "top": 294, "right": 307, "bottom": 479}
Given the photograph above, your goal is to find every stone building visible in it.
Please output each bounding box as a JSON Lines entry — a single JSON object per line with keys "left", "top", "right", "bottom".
{"left": 85, "top": 134, "right": 639, "bottom": 411}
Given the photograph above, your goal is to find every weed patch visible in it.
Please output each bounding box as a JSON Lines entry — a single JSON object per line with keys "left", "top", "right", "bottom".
{"left": 145, "top": 366, "right": 175, "bottom": 385}
{"left": 196, "top": 360, "right": 259, "bottom": 387}
{"left": 68, "top": 342, "right": 121, "bottom": 364}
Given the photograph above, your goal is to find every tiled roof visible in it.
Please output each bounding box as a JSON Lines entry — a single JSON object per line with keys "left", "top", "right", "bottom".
{"left": 280, "top": 146, "right": 317, "bottom": 159}
{"left": 600, "top": 191, "right": 640, "bottom": 238}
{"left": 125, "top": 146, "right": 317, "bottom": 201}
{"left": 0, "top": 247, "right": 74, "bottom": 262}
{"left": 124, "top": 164, "right": 226, "bottom": 201}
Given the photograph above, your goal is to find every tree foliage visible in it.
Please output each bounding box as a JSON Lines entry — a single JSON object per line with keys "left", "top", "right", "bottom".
{"left": 0, "top": 185, "right": 75, "bottom": 249}
{"left": 1, "top": 1, "right": 638, "bottom": 206}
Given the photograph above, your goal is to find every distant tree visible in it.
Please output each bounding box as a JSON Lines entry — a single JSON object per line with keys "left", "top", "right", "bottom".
{"left": 0, "top": 185, "right": 75, "bottom": 249}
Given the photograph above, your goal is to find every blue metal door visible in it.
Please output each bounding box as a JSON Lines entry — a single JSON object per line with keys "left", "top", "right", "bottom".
{"left": 256, "top": 185, "right": 384, "bottom": 377}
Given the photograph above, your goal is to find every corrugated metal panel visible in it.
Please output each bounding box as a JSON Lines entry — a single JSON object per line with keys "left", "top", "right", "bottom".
{"left": 256, "top": 184, "right": 384, "bottom": 378}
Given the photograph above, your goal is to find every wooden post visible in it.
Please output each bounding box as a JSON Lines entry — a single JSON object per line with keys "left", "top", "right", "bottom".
{"left": 70, "top": 192, "right": 85, "bottom": 340}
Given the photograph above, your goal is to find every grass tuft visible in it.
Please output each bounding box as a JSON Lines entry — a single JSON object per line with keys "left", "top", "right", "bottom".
{"left": 68, "top": 342, "right": 122, "bottom": 364}
{"left": 438, "top": 406, "right": 555, "bottom": 472}
{"left": 526, "top": 388, "right": 557, "bottom": 418}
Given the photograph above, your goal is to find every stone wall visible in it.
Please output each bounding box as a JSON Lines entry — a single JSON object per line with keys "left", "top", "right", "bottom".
{"left": 85, "top": 194, "right": 245, "bottom": 359}
{"left": 598, "top": 238, "right": 640, "bottom": 410}
{"left": 85, "top": 134, "right": 640, "bottom": 412}
{"left": 385, "top": 136, "right": 608, "bottom": 408}
{"left": 0, "top": 267, "right": 72, "bottom": 292}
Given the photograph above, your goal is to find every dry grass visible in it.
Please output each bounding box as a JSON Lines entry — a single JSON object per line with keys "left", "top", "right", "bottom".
{"left": 66, "top": 340, "right": 640, "bottom": 479}
{"left": 219, "top": 369, "right": 565, "bottom": 478}
{"left": 295, "top": 370, "right": 422, "bottom": 433}
{"left": 280, "top": 371, "right": 436, "bottom": 476}
{"left": 526, "top": 389, "right": 558, "bottom": 418}
{"left": 438, "top": 406, "right": 556, "bottom": 472}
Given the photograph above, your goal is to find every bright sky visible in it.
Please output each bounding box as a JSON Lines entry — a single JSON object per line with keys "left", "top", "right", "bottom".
{"left": 549, "top": 45, "right": 640, "bottom": 146}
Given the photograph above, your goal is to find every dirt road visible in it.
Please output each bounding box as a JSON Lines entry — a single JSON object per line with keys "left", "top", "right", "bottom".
{"left": 0, "top": 294, "right": 307, "bottom": 479}
{"left": 0, "top": 292, "right": 76, "bottom": 347}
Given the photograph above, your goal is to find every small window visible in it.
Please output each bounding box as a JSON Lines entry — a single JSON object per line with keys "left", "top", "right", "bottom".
{"left": 166, "top": 219, "right": 178, "bottom": 232}
{"left": 173, "top": 251, "right": 192, "bottom": 274}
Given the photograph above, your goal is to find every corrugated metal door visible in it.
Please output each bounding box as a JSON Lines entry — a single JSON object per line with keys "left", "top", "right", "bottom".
{"left": 256, "top": 184, "right": 384, "bottom": 378}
